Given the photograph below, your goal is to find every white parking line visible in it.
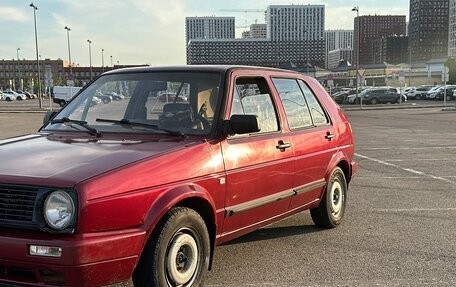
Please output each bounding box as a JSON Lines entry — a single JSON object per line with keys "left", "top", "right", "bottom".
{"left": 357, "top": 146, "right": 456, "bottom": 151}
{"left": 382, "top": 159, "right": 454, "bottom": 162}
{"left": 356, "top": 176, "right": 425, "bottom": 179}
{"left": 355, "top": 153, "right": 456, "bottom": 185}
{"left": 373, "top": 208, "right": 456, "bottom": 213}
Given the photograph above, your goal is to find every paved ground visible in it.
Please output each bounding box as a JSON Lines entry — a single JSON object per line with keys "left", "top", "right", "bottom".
{"left": 1, "top": 107, "right": 455, "bottom": 286}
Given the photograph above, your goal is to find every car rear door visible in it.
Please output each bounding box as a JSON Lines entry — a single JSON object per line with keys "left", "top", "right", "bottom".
{"left": 271, "top": 77, "right": 336, "bottom": 210}
{"left": 220, "top": 71, "right": 294, "bottom": 241}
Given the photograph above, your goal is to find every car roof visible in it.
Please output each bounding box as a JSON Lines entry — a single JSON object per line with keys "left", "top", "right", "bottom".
{"left": 102, "top": 65, "right": 304, "bottom": 76}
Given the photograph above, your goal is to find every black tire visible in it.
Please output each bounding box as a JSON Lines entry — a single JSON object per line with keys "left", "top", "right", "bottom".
{"left": 17, "top": 97, "right": 22, "bottom": 101}
{"left": 370, "top": 98, "right": 378, "bottom": 105}
{"left": 310, "top": 167, "right": 347, "bottom": 228}
{"left": 415, "top": 94, "right": 421, "bottom": 100}
{"left": 133, "top": 207, "right": 210, "bottom": 287}
{"left": 6, "top": 97, "right": 11, "bottom": 102}
{"left": 59, "top": 100, "right": 66, "bottom": 107}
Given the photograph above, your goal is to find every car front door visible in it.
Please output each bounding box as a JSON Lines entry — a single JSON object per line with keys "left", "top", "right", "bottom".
{"left": 220, "top": 72, "right": 294, "bottom": 242}
{"left": 271, "top": 77, "right": 336, "bottom": 210}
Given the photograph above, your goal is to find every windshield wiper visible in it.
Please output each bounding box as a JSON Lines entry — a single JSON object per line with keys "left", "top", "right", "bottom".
{"left": 95, "top": 118, "right": 186, "bottom": 138}
{"left": 51, "top": 117, "right": 101, "bottom": 137}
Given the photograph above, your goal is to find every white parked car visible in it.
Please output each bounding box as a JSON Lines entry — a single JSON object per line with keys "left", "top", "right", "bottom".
{"left": 1, "top": 90, "right": 18, "bottom": 101}
{"left": 12, "top": 90, "right": 28, "bottom": 101}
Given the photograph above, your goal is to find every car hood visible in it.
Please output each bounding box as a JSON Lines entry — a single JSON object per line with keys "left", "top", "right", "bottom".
{"left": 0, "top": 133, "right": 199, "bottom": 187}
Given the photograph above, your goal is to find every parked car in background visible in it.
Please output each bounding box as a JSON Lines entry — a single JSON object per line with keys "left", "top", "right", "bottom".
{"left": 2, "top": 90, "right": 19, "bottom": 101}
{"left": 348, "top": 87, "right": 406, "bottom": 105}
{"left": 0, "top": 66, "right": 357, "bottom": 287}
{"left": 407, "top": 86, "right": 433, "bottom": 100}
{"left": 3, "top": 90, "right": 27, "bottom": 101}
{"left": 332, "top": 91, "right": 349, "bottom": 104}
{"left": 11, "top": 90, "right": 28, "bottom": 101}
{"left": 434, "top": 86, "right": 456, "bottom": 100}
{"left": 52, "top": 86, "right": 82, "bottom": 106}
{"left": 95, "top": 91, "right": 113, "bottom": 104}
{"left": 102, "top": 91, "right": 125, "bottom": 101}
{"left": 425, "top": 86, "right": 442, "bottom": 100}
{"left": 16, "top": 90, "right": 36, "bottom": 99}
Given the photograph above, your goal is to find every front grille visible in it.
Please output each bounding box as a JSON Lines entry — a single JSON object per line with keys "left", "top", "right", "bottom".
{"left": 0, "top": 185, "right": 38, "bottom": 227}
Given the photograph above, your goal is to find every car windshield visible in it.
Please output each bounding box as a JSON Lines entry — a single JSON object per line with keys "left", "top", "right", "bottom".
{"left": 44, "top": 71, "right": 222, "bottom": 136}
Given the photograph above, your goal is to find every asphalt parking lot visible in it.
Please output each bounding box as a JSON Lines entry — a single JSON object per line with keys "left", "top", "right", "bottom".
{"left": 0, "top": 107, "right": 455, "bottom": 286}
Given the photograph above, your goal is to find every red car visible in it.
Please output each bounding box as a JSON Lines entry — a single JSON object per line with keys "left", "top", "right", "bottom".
{"left": 0, "top": 66, "right": 357, "bottom": 287}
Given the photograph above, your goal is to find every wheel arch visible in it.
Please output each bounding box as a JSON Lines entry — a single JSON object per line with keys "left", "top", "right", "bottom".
{"left": 138, "top": 184, "right": 218, "bottom": 270}
{"left": 326, "top": 151, "right": 352, "bottom": 186}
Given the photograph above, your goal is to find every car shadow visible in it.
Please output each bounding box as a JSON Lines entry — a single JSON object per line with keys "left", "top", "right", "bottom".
{"left": 222, "top": 224, "right": 322, "bottom": 246}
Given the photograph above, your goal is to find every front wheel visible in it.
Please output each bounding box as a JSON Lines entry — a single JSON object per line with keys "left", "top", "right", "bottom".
{"left": 133, "top": 207, "right": 210, "bottom": 287}
{"left": 310, "top": 167, "right": 347, "bottom": 228}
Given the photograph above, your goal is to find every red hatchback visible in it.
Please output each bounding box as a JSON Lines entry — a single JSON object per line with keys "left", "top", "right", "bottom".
{"left": 0, "top": 66, "right": 357, "bottom": 287}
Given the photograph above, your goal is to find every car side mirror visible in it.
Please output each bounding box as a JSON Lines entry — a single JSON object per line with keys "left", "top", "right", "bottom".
{"left": 43, "top": 111, "right": 58, "bottom": 125}
{"left": 228, "top": 114, "right": 261, "bottom": 135}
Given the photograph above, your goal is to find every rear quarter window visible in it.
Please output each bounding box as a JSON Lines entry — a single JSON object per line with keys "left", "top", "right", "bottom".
{"left": 297, "top": 80, "right": 329, "bottom": 126}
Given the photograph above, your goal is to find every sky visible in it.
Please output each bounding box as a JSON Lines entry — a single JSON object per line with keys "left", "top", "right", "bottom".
{"left": 0, "top": 0, "right": 409, "bottom": 66}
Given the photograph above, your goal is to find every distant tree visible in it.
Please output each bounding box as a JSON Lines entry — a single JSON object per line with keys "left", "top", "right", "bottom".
{"left": 445, "top": 57, "right": 456, "bottom": 84}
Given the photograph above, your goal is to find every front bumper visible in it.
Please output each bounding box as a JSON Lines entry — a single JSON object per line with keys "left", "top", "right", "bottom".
{"left": 0, "top": 228, "right": 146, "bottom": 287}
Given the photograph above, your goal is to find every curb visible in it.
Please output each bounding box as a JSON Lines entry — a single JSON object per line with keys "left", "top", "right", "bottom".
{"left": 0, "top": 110, "right": 52, "bottom": 114}
{"left": 342, "top": 104, "right": 447, "bottom": 111}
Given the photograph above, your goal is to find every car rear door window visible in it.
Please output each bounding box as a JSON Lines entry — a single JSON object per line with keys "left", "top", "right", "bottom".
{"left": 230, "top": 77, "right": 279, "bottom": 134}
{"left": 297, "top": 80, "right": 329, "bottom": 126}
{"left": 272, "top": 78, "right": 312, "bottom": 129}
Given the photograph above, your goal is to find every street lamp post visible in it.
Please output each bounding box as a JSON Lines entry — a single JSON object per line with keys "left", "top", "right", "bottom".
{"left": 30, "top": 2, "right": 42, "bottom": 108}
{"left": 110, "top": 55, "right": 113, "bottom": 67}
{"left": 101, "top": 49, "right": 105, "bottom": 72}
{"left": 16, "top": 48, "right": 21, "bottom": 90}
{"left": 304, "top": 30, "right": 309, "bottom": 75}
{"left": 64, "top": 26, "right": 72, "bottom": 84}
{"left": 87, "top": 40, "right": 93, "bottom": 80}
{"left": 352, "top": 6, "right": 362, "bottom": 109}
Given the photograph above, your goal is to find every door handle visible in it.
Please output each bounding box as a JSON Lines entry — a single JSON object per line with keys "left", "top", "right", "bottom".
{"left": 276, "top": 141, "right": 292, "bottom": 150}
{"left": 325, "top": 132, "right": 336, "bottom": 141}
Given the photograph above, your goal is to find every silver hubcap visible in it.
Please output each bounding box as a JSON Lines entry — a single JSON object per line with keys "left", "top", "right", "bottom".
{"left": 330, "top": 181, "right": 343, "bottom": 219}
{"left": 166, "top": 233, "right": 198, "bottom": 285}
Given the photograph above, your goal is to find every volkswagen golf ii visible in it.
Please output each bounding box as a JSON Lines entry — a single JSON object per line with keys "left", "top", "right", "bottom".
{"left": 0, "top": 66, "right": 357, "bottom": 287}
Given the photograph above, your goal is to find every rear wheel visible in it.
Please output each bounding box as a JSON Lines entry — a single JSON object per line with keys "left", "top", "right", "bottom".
{"left": 133, "top": 207, "right": 210, "bottom": 287}
{"left": 59, "top": 100, "right": 66, "bottom": 107}
{"left": 370, "top": 98, "right": 378, "bottom": 105}
{"left": 415, "top": 94, "right": 421, "bottom": 100}
{"left": 310, "top": 167, "right": 347, "bottom": 228}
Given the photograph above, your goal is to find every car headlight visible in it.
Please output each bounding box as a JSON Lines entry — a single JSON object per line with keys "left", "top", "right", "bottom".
{"left": 44, "top": 191, "right": 75, "bottom": 230}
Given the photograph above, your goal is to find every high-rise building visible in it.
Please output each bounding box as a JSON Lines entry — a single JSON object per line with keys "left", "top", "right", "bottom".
{"left": 266, "top": 5, "right": 325, "bottom": 41}
{"left": 187, "top": 5, "right": 326, "bottom": 69}
{"left": 187, "top": 39, "right": 325, "bottom": 68}
{"left": 354, "top": 15, "right": 406, "bottom": 65}
{"left": 325, "top": 30, "right": 353, "bottom": 68}
{"left": 449, "top": 0, "right": 456, "bottom": 56}
{"left": 409, "top": 0, "right": 449, "bottom": 62}
{"left": 327, "top": 48, "right": 353, "bottom": 70}
{"left": 185, "top": 17, "right": 235, "bottom": 45}
{"left": 248, "top": 24, "right": 267, "bottom": 38}
{"left": 372, "top": 36, "right": 409, "bottom": 64}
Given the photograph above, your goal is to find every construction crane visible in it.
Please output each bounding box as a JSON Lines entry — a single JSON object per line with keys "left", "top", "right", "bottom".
{"left": 219, "top": 9, "right": 267, "bottom": 29}
{"left": 219, "top": 9, "right": 266, "bottom": 13}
